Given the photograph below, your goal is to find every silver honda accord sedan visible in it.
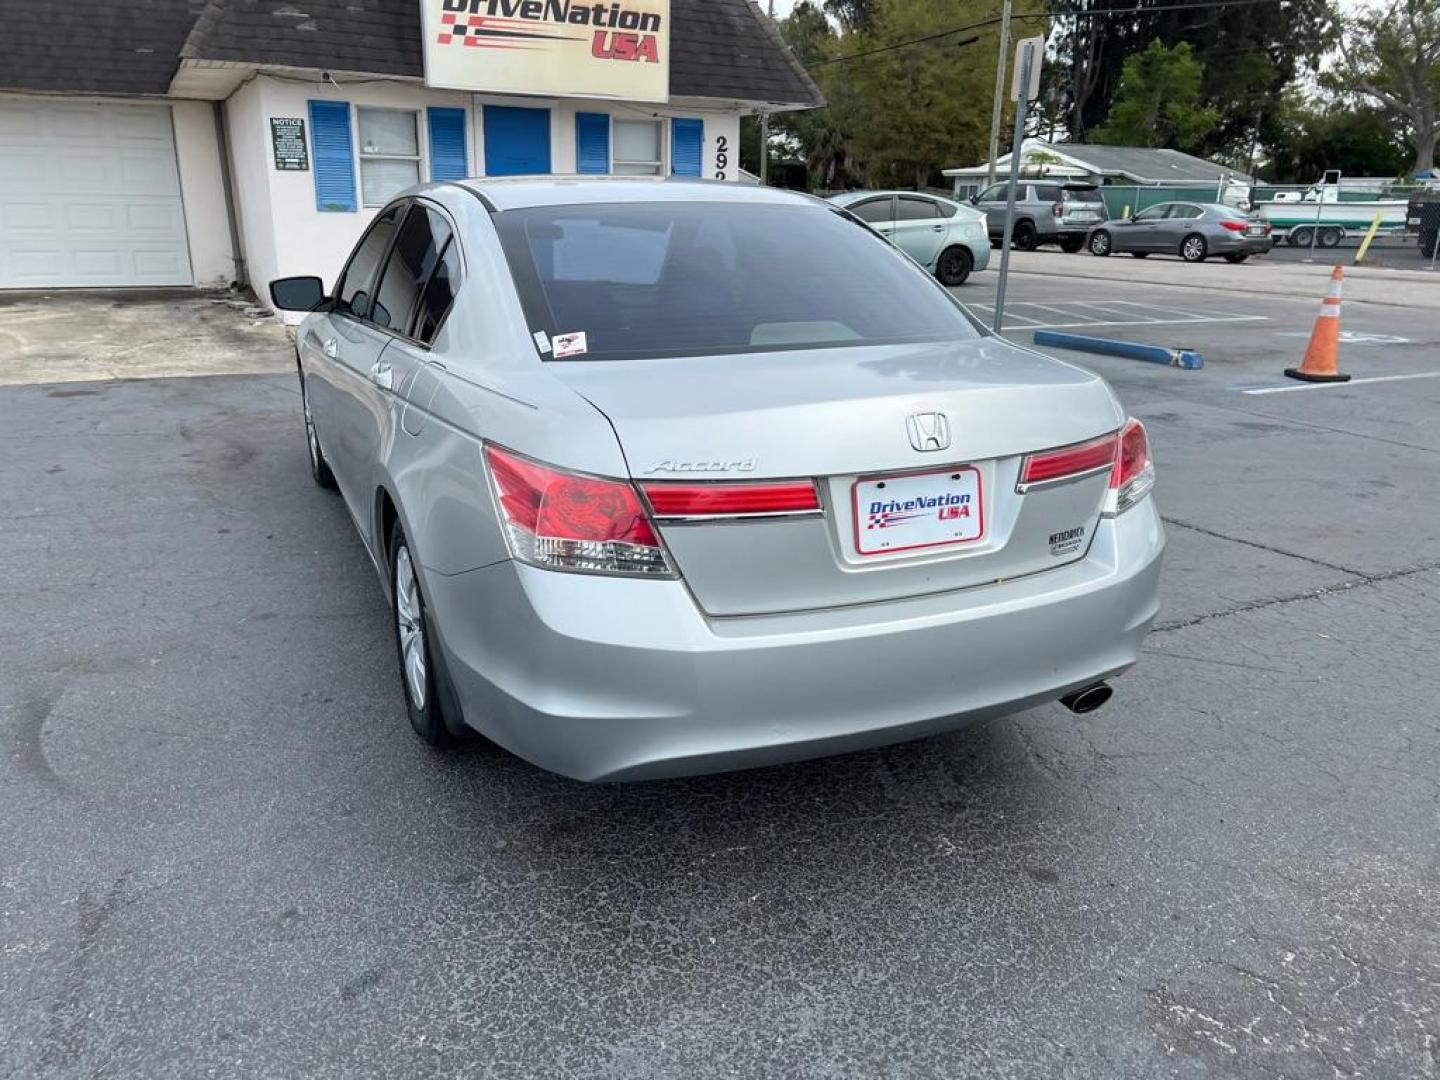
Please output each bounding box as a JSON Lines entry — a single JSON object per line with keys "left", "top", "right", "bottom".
{"left": 270, "top": 177, "right": 1163, "bottom": 781}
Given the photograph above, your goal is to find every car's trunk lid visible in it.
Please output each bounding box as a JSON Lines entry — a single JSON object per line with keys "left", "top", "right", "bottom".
{"left": 552, "top": 338, "right": 1124, "bottom": 616}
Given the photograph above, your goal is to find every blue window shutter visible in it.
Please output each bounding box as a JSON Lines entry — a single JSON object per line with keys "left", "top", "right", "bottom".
{"left": 483, "top": 105, "right": 551, "bottom": 176}
{"left": 575, "top": 112, "right": 610, "bottom": 175}
{"left": 308, "top": 100, "right": 356, "bottom": 212}
{"left": 428, "top": 107, "right": 468, "bottom": 181}
{"left": 671, "top": 117, "right": 703, "bottom": 177}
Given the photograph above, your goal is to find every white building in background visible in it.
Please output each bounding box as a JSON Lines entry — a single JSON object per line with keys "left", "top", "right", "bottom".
{"left": 0, "top": 0, "right": 822, "bottom": 302}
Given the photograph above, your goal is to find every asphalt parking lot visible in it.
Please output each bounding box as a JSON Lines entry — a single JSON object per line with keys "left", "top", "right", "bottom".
{"left": 4, "top": 263, "right": 1440, "bottom": 1078}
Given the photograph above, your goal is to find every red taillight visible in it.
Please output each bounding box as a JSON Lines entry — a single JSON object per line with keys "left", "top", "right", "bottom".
{"left": 1052, "top": 202, "right": 1064, "bottom": 217}
{"left": 642, "top": 480, "right": 820, "bottom": 518}
{"left": 1110, "top": 418, "right": 1155, "bottom": 511}
{"left": 483, "top": 445, "right": 672, "bottom": 576}
{"left": 1019, "top": 433, "right": 1119, "bottom": 487}
{"left": 1219, "top": 219, "right": 1248, "bottom": 233}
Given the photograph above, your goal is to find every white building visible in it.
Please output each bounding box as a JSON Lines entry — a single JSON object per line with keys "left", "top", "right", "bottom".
{"left": 0, "top": 0, "right": 822, "bottom": 302}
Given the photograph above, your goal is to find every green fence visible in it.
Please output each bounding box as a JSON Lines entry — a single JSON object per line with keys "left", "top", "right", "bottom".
{"left": 1097, "top": 183, "right": 1240, "bottom": 217}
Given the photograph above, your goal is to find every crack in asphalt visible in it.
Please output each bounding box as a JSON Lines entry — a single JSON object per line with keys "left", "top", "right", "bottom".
{"left": 1153, "top": 558, "right": 1440, "bottom": 633}
{"left": 1161, "top": 515, "right": 1364, "bottom": 576}
{"left": 1212, "top": 401, "right": 1440, "bottom": 458}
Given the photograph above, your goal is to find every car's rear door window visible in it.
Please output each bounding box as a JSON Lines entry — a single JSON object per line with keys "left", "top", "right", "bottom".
{"left": 494, "top": 201, "right": 981, "bottom": 361}
{"left": 895, "top": 196, "right": 940, "bottom": 220}
{"left": 413, "top": 242, "right": 462, "bottom": 344}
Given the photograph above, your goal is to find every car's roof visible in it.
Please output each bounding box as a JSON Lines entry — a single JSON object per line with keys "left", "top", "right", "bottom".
{"left": 828, "top": 190, "right": 957, "bottom": 206}
{"left": 1146, "top": 201, "right": 1237, "bottom": 211}
{"left": 452, "top": 176, "right": 822, "bottom": 212}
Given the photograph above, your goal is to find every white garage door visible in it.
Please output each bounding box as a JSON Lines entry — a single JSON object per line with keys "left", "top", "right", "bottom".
{"left": 0, "top": 101, "right": 193, "bottom": 288}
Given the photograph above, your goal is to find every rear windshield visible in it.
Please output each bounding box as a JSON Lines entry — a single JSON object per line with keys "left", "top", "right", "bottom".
{"left": 493, "top": 201, "right": 983, "bottom": 361}
{"left": 1062, "top": 186, "right": 1102, "bottom": 202}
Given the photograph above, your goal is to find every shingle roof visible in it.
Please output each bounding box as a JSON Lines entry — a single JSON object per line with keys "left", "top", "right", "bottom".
{"left": 0, "top": 0, "right": 207, "bottom": 95}
{"left": 179, "top": 0, "right": 822, "bottom": 108}
{"left": 0, "top": 0, "right": 821, "bottom": 107}
{"left": 1053, "top": 145, "right": 1252, "bottom": 185}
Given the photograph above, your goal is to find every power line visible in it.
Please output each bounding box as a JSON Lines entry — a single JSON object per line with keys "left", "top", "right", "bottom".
{"left": 806, "top": 0, "right": 1289, "bottom": 68}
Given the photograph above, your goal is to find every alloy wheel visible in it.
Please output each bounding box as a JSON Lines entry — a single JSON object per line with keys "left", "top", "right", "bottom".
{"left": 302, "top": 382, "right": 320, "bottom": 469}
{"left": 394, "top": 545, "right": 427, "bottom": 711}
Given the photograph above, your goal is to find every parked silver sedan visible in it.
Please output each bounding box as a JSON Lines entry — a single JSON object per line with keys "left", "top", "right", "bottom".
{"left": 827, "top": 190, "right": 990, "bottom": 285}
{"left": 270, "top": 178, "right": 1163, "bottom": 781}
{"left": 1087, "top": 201, "right": 1275, "bottom": 262}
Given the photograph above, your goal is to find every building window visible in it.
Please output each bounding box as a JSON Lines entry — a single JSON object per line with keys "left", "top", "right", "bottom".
{"left": 358, "top": 108, "right": 421, "bottom": 206}
{"left": 613, "top": 118, "right": 662, "bottom": 176}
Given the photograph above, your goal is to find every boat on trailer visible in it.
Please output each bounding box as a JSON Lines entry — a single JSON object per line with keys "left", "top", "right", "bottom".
{"left": 1256, "top": 183, "right": 1409, "bottom": 246}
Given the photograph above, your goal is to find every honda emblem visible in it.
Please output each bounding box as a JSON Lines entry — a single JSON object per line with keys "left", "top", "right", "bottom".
{"left": 906, "top": 412, "right": 950, "bottom": 452}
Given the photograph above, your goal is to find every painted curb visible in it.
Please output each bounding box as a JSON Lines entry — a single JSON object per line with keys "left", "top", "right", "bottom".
{"left": 1033, "top": 330, "right": 1205, "bottom": 370}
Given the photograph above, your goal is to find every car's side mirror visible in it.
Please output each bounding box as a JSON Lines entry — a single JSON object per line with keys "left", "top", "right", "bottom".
{"left": 269, "top": 275, "right": 327, "bottom": 312}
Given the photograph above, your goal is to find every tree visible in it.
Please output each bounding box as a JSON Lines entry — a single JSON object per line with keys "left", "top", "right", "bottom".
{"left": 823, "top": 0, "right": 877, "bottom": 32}
{"left": 1332, "top": 0, "right": 1440, "bottom": 175}
{"left": 1263, "top": 90, "right": 1412, "bottom": 181}
{"left": 841, "top": 0, "right": 1044, "bottom": 188}
{"left": 1090, "top": 39, "right": 1219, "bottom": 152}
{"left": 768, "top": 1, "right": 864, "bottom": 189}
{"left": 1052, "top": 0, "right": 1328, "bottom": 151}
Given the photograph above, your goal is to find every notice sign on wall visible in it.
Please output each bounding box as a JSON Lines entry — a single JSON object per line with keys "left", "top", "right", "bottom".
{"left": 271, "top": 117, "right": 309, "bottom": 170}
{"left": 420, "top": 0, "right": 669, "bottom": 103}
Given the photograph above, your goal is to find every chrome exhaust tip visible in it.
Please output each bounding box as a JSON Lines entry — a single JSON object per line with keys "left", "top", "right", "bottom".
{"left": 1061, "top": 682, "right": 1113, "bottom": 715}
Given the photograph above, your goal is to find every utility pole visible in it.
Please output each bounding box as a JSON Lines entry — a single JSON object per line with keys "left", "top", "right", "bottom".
{"left": 760, "top": 0, "right": 774, "bottom": 185}
{"left": 993, "top": 37, "right": 1040, "bottom": 333}
{"left": 984, "top": 0, "right": 1014, "bottom": 187}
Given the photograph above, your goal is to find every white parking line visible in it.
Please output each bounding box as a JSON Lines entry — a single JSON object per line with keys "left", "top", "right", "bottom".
{"left": 968, "top": 299, "right": 1269, "bottom": 331}
{"left": 1238, "top": 372, "right": 1440, "bottom": 394}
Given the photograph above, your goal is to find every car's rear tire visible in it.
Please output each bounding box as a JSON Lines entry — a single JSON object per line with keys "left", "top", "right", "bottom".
{"left": 935, "top": 245, "right": 973, "bottom": 286}
{"left": 1288, "top": 225, "right": 1314, "bottom": 247}
{"left": 1059, "top": 237, "right": 1085, "bottom": 254}
{"left": 1180, "top": 234, "right": 1208, "bottom": 262}
{"left": 1319, "top": 226, "right": 1344, "bottom": 248}
{"left": 299, "top": 370, "right": 337, "bottom": 490}
{"left": 1224, "top": 252, "right": 1249, "bottom": 264}
{"left": 1088, "top": 230, "right": 1112, "bottom": 257}
{"left": 390, "top": 521, "right": 455, "bottom": 748}
{"left": 1012, "top": 220, "right": 1038, "bottom": 251}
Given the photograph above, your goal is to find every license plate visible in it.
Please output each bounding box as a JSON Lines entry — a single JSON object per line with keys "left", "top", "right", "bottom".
{"left": 853, "top": 467, "right": 984, "bottom": 556}
{"left": 1246, "top": 226, "right": 1265, "bottom": 236}
{"left": 1070, "top": 212, "right": 1099, "bottom": 222}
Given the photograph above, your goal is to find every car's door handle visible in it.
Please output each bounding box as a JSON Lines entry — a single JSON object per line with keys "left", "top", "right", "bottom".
{"left": 370, "top": 361, "right": 394, "bottom": 390}
{"left": 323, "top": 338, "right": 338, "bottom": 359}
{"left": 931, "top": 224, "right": 945, "bottom": 232}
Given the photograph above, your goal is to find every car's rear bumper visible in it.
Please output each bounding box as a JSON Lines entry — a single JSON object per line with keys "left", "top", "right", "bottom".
{"left": 1213, "top": 233, "right": 1274, "bottom": 254}
{"left": 426, "top": 500, "right": 1165, "bottom": 781}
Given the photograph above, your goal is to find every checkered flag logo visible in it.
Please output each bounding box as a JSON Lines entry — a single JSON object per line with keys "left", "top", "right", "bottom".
{"left": 435, "top": 13, "right": 582, "bottom": 48}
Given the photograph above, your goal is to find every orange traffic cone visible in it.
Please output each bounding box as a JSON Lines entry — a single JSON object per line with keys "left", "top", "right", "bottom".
{"left": 1285, "top": 266, "right": 1351, "bottom": 383}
